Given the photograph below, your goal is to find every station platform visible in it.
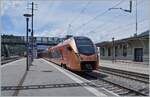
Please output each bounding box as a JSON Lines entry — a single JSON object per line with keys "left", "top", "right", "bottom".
{"left": 1, "top": 58, "right": 117, "bottom": 96}
{"left": 100, "top": 60, "right": 149, "bottom": 75}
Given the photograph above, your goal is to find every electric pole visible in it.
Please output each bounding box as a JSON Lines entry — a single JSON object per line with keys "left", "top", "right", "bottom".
{"left": 27, "top": 2, "right": 37, "bottom": 62}
{"left": 135, "top": 0, "right": 138, "bottom": 35}
{"left": 31, "top": 2, "right": 34, "bottom": 62}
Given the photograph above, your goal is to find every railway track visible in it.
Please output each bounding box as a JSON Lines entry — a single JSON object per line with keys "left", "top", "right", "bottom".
{"left": 79, "top": 72, "right": 149, "bottom": 96}
{"left": 45, "top": 59, "right": 149, "bottom": 96}
{"left": 45, "top": 58, "right": 149, "bottom": 96}
{"left": 1, "top": 57, "right": 20, "bottom": 65}
{"left": 99, "top": 66, "right": 149, "bottom": 84}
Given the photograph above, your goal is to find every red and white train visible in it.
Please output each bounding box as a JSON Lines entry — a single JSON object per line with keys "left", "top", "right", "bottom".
{"left": 47, "top": 36, "right": 99, "bottom": 72}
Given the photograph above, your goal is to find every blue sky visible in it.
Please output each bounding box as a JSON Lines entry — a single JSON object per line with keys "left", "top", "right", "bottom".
{"left": 1, "top": 0, "right": 149, "bottom": 43}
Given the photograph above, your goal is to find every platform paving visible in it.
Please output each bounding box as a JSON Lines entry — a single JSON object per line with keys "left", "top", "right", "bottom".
{"left": 1, "top": 58, "right": 113, "bottom": 96}
{"left": 100, "top": 60, "right": 149, "bottom": 75}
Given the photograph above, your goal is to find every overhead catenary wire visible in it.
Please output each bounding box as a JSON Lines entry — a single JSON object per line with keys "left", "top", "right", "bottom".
{"left": 95, "top": 19, "right": 149, "bottom": 43}
{"left": 71, "top": 0, "right": 125, "bottom": 33}
{"left": 86, "top": 13, "right": 122, "bottom": 34}
{"left": 66, "top": 0, "right": 91, "bottom": 35}
{"left": 107, "top": 19, "right": 148, "bottom": 33}
{"left": 87, "top": 0, "right": 144, "bottom": 35}
{"left": 114, "top": 20, "right": 148, "bottom": 33}
{"left": 69, "top": 0, "right": 91, "bottom": 26}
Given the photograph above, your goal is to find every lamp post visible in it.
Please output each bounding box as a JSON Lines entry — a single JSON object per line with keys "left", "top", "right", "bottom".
{"left": 23, "top": 13, "right": 32, "bottom": 71}
{"left": 135, "top": 0, "right": 137, "bottom": 35}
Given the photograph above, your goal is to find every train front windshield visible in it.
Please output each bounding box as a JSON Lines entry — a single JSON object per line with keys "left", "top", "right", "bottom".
{"left": 75, "top": 37, "right": 95, "bottom": 55}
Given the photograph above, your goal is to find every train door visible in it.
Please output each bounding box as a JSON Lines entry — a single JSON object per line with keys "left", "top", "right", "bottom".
{"left": 66, "top": 46, "right": 74, "bottom": 69}
{"left": 64, "top": 46, "right": 70, "bottom": 68}
{"left": 134, "top": 48, "right": 143, "bottom": 62}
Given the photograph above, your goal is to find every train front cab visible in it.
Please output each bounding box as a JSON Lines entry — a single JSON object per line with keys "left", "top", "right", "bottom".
{"left": 65, "top": 37, "right": 99, "bottom": 72}
{"left": 79, "top": 54, "right": 98, "bottom": 71}
{"left": 65, "top": 46, "right": 98, "bottom": 72}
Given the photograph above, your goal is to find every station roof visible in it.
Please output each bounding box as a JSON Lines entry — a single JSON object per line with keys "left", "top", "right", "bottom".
{"left": 96, "top": 30, "right": 149, "bottom": 47}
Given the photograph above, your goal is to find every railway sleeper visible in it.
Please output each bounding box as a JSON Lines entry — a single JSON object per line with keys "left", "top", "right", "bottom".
{"left": 113, "top": 89, "right": 125, "bottom": 93}
{"left": 106, "top": 86, "right": 119, "bottom": 91}
{"left": 101, "top": 70, "right": 148, "bottom": 83}
{"left": 143, "top": 91, "right": 149, "bottom": 95}
{"left": 104, "top": 85, "right": 114, "bottom": 89}
{"left": 140, "top": 90, "right": 149, "bottom": 95}
{"left": 117, "top": 91, "right": 130, "bottom": 95}
{"left": 96, "top": 84, "right": 104, "bottom": 87}
{"left": 102, "top": 84, "right": 111, "bottom": 87}
{"left": 100, "top": 67, "right": 149, "bottom": 79}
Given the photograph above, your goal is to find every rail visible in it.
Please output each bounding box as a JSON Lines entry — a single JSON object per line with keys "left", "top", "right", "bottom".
{"left": 1, "top": 56, "right": 21, "bottom": 65}
{"left": 83, "top": 72, "right": 148, "bottom": 96}
{"left": 99, "top": 66, "right": 149, "bottom": 84}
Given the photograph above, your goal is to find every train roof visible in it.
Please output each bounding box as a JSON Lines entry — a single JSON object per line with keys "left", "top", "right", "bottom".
{"left": 49, "top": 36, "right": 92, "bottom": 49}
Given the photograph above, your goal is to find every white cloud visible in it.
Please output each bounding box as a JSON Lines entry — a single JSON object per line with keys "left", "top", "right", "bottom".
{"left": 1, "top": 0, "right": 25, "bottom": 16}
{"left": 35, "top": 27, "right": 66, "bottom": 38}
{"left": 1, "top": 0, "right": 149, "bottom": 43}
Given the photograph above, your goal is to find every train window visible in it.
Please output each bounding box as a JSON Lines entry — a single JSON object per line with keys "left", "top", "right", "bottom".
{"left": 48, "top": 51, "right": 52, "bottom": 58}
{"left": 59, "top": 50, "right": 63, "bottom": 59}
{"left": 56, "top": 50, "right": 60, "bottom": 58}
{"left": 55, "top": 50, "right": 59, "bottom": 58}
{"left": 75, "top": 39, "right": 93, "bottom": 45}
{"left": 75, "top": 37, "right": 95, "bottom": 55}
{"left": 52, "top": 49, "right": 63, "bottom": 59}
{"left": 51, "top": 50, "right": 55, "bottom": 58}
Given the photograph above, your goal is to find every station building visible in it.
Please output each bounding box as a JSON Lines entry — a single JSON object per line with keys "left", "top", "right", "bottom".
{"left": 96, "top": 30, "right": 149, "bottom": 65}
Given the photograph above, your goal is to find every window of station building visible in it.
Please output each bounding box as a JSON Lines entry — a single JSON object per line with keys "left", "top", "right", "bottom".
{"left": 108, "top": 47, "right": 111, "bottom": 56}
{"left": 101, "top": 47, "right": 105, "bottom": 56}
{"left": 123, "top": 45, "right": 127, "bottom": 57}
{"left": 42, "top": 37, "right": 48, "bottom": 43}
{"left": 48, "top": 37, "right": 52, "bottom": 41}
{"left": 115, "top": 46, "right": 118, "bottom": 56}
{"left": 36, "top": 37, "right": 42, "bottom": 43}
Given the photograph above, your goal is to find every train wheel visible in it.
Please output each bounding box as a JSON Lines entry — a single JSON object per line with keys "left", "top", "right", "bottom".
{"left": 61, "top": 64, "right": 63, "bottom": 67}
{"left": 65, "top": 64, "right": 68, "bottom": 70}
{"left": 62, "top": 64, "right": 67, "bottom": 69}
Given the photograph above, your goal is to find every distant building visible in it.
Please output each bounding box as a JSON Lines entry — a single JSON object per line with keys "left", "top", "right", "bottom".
{"left": 96, "top": 30, "right": 149, "bottom": 64}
